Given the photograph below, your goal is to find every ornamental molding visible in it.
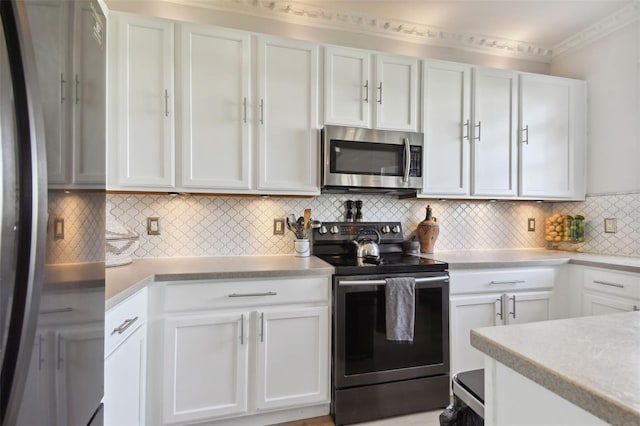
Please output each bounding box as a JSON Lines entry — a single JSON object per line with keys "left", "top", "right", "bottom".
{"left": 164, "top": 0, "right": 640, "bottom": 62}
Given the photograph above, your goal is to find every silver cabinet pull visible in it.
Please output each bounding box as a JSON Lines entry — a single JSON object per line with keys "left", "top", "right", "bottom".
{"left": 38, "top": 335, "right": 45, "bottom": 371}
{"left": 496, "top": 297, "right": 503, "bottom": 320}
{"left": 228, "top": 291, "right": 277, "bottom": 297}
{"left": 474, "top": 121, "right": 482, "bottom": 141}
{"left": 259, "top": 99, "right": 264, "bottom": 124}
{"left": 377, "top": 82, "right": 383, "bottom": 104}
{"left": 40, "top": 307, "right": 73, "bottom": 315}
{"left": 593, "top": 280, "right": 624, "bottom": 289}
{"left": 111, "top": 316, "right": 139, "bottom": 335}
{"left": 243, "top": 97, "right": 247, "bottom": 123}
{"left": 339, "top": 276, "right": 448, "bottom": 286}
{"left": 363, "top": 80, "right": 369, "bottom": 103}
{"left": 522, "top": 125, "right": 529, "bottom": 144}
{"left": 463, "top": 120, "right": 470, "bottom": 140}
{"left": 240, "top": 314, "right": 244, "bottom": 345}
{"left": 57, "top": 334, "right": 63, "bottom": 370}
{"left": 60, "top": 73, "right": 66, "bottom": 104}
{"left": 489, "top": 280, "right": 525, "bottom": 285}
{"left": 75, "top": 74, "right": 80, "bottom": 104}
{"left": 164, "top": 89, "right": 170, "bottom": 117}
{"left": 402, "top": 137, "right": 410, "bottom": 183}
{"left": 509, "top": 295, "right": 517, "bottom": 319}
{"left": 260, "top": 312, "right": 265, "bottom": 343}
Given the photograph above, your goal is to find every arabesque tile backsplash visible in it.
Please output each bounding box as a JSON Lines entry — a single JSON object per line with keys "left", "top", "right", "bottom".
{"left": 49, "top": 192, "right": 640, "bottom": 263}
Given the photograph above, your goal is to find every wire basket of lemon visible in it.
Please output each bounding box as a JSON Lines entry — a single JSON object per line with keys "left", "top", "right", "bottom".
{"left": 545, "top": 214, "right": 585, "bottom": 243}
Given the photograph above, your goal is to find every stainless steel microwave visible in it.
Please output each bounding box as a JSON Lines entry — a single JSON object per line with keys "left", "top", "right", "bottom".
{"left": 321, "top": 125, "right": 423, "bottom": 194}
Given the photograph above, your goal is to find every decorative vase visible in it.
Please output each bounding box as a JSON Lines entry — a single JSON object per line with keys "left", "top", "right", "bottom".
{"left": 417, "top": 205, "right": 439, "bottom": 254}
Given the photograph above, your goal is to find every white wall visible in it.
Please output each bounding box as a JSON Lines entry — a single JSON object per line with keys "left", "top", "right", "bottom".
{"left": 550, "top": 23, "right": 640, "bottom": 195}
{"left": 105, "top": 0, "right": 549, "bottom": 74}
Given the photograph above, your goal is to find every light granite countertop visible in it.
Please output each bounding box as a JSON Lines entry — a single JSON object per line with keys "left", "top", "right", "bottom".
{"left": 471, "top": 311, "right": 640, "bottom": 425}
{"left": 105, "top": 255, "right": 334, "bottom": 309}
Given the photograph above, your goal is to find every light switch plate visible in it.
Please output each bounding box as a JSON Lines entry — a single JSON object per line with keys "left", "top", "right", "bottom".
{"left": 147, "top": 217, "right": 160, "bottom": 235}
{"left": 53, "top": 218, "right": 64, "bottom": 240}
{"left": 604, "top": 218, "right": 617, "bottom": 233}
{"left": 273, "top": 218, "right": 285, "bottom": 235}
{"left": 527, "top": 218, "right": 536, "bottom": 232}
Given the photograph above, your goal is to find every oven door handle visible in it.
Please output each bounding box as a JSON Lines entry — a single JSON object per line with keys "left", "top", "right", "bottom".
{"left": 402, "top": 137, "right": 410, "bottom": 183}
{"left": 338, "top": 276, "right": 448, "bottom": 286}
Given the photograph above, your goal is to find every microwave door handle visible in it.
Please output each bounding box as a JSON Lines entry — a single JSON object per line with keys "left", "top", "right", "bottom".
{"left": 402, "top": 137, "right": 410, "bottom": 183}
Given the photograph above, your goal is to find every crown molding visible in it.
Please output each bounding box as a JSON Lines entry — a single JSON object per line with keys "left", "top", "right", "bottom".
{"left": 167, "top": 0, "right": 555, "bottom": 63}
{"left": 553, "top": 1, "right": 640, "bottom": 58}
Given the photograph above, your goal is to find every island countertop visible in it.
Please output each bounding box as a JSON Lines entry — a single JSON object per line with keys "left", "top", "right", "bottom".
{"left": 471, "top": 311, "right": 640, "bottom": 425}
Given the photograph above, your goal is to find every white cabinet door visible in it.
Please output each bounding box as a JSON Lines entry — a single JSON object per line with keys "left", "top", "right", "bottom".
{"left": 70, "top": 1, "right": 106, "bottom": 186}
{"left": 256, "top": 36, "right": 319, "bottom": 193}
{"left": 17, "top": 332, "right": 55, "bottom": 426}
{"left": 450, "top": 294, "right": 502, "bottom": 375}
{"left": 472, "top": 68, "right": 518, "bottom": 197}
{"left": 519, "top": 74, "right": 586, "bottom": 198}
{"left": 582, "top": 293, "right": 639, "bottom": 316}
{"left": 504, "top": 291, "right": 552, "bottom": 325}
{"left": 324, "top": 46, "right": 371, "bottom": 128}
{"left": 24, "top": 0, "right": 71, "bottom": 185}
{"left": 105, "top": 325, "right": 146, "bottom": 426}
{"left": 163, "top": 312, "right": 249, "bottom": 424}
{"left": 55, "top": 325, "right": 104, "bottom": 426}
{"left": 180, "top": 24, "right": 251, "bottom": 190}
{"left": 374, "top": 54, "right": 419, "bottom": 131}
{"left": 422, "top": 60, "right": 471, "bottom": 196}
{"left": 255, "top": 306, "right": 329, "bottom": 411}
{"left": 111, "top": 14, "right": 174, "bottom": 189}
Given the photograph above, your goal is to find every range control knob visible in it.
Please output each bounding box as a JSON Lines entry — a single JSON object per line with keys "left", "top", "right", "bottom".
{"left": 330, "top": 226, "right": 340, "bottom": 235}
{"left": 380, "top": 225, "right": 391, "bottom": 234}
{"left": 318, "top": 226, "right": 328, "bottom": 235}
{"left": 391, "top": 225, "right": 401, "bottom": 233}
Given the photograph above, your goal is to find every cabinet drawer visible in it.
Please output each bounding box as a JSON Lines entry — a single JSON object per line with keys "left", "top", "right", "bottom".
{"left": 450, "top": 268, "right": 555, "bottom": 295}
{"left": 105, "top": 288, "right": 148, "bottom": 356}
{"left": 39, "top": 288, "right": 104, "bottom": 326}
{"left": 163, "top": 276, "right": 330, "bottom": 313}
{"left": 583, "top": 268, "right": 640, "bottom": 300}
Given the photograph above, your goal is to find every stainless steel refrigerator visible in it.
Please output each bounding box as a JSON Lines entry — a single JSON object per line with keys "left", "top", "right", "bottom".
{"left": 0, "top": 1, "right": 105, "bottom": 425}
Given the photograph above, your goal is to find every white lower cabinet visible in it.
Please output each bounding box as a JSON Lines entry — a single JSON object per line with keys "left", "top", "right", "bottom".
{"left": 449, "top": 268, "right": 556, "bottom": 376}
{"left": 580, "top": 267, "right": 640, "bottom": 316}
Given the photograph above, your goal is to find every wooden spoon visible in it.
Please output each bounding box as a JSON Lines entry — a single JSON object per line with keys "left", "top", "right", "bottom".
{"left": 303, "top": 208, "right": 311, "bottom": 230}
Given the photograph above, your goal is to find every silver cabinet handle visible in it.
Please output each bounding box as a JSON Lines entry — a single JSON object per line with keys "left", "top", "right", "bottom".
{"left": 260, "top": 312, "right": 265, "bottom": 343}
{"left": 463, "top": 120, "right": 470, "bottom": 140}
{"left": 243, "top": 97, "right": 247, "bottom": 123}
{"left": 509, "top": 295, "right": 517, "bottom": 319}
{"left": 40, "top": 307, "right": 73, "bottom": 315}
{"left": 111, "top": 316, "right": 139, "bottom": 335}
{"left": 339, "top": 276, "right": 448, "bottom": 286}
{"left": 363, "top": 80, "right": 369, "bottom": 103}
{"left": 240, "top": 314, "right": 244, "bottom": 345}
{"left": 474, "top": 121, "right": 482, "bottom": 141}
{"left": 164, "top": 89, "right": 170, "bottom": 117}
{"left": 38, "top": 335, "right": 45, "bottom": 371}
{"left": 259, "top": 99, "right": 264, "bottom": 124}
{"left": 57, "top": 334, "right": 63, "bottom": 370}
{"left": 60, "top": 73, "right": 66, "bottom": 104}
{"left": 593, "top": 280, "right": 624, "bottom": 289}
{"left": 75, "top": 74, "right": 80, "bottom": 104}
{"left": 489, "top": 280, "right": 525, "bottom": 285}
{"left": 522, "top": 125, "right": 529, "bottom": 144}
{"left": 377, "top": 82, "right": 383, "bottom": 104}
{"left": 496, "top": 297, "right": 503, "bottom": 320}
{"left": 228, "top": 291, "right": 277, "bottom": 297}
{"left": 402, "top": 137, "right": 410, "bottom": 183}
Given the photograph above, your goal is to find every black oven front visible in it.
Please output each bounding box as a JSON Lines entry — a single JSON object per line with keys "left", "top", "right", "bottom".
{"left": 332, "top": 271, "right": 450, "bottom": 425}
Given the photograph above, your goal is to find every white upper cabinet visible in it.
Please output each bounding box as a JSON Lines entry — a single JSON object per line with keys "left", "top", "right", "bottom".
{"left": 324, "top": 47, "right": 419, "bottom": 131}
{"left": 179, "top": 24, "right": 251, "bottom": 190}
{"left": 422, "top": 60, "right": 471, "bottom": 196}
{"left": 256, "top": 36, "right": 319, "bottom": 193}
{"left": 519, "top": 74, "right": 586, "bottom": 199}
{"left": 471, "top": 68, "right": 518, "bottom": 197}
{"left": 110, "top": 14, "right": 175, "bottom": 189}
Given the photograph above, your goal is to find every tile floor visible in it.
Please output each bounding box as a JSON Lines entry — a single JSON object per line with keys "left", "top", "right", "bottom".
{"left": 276, "top": 409, "right": 442, "bottom": 426}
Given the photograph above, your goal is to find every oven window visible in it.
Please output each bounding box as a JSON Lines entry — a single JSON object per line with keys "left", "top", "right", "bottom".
{"left": 343, "top": 286, "right": 444, "bottom": 375}
{"left": 330, "top": 139, "right": 403, "bottom": 176}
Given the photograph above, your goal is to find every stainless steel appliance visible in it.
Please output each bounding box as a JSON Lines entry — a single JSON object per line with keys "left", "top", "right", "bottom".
{"left": 321, "top": 126, "right": 423, "bottom": 194}
{"left": 1, "top": 1, "right": 106, "bottom": 425}
{"left": 313, "top": 222, "right": 450, "bottom": 425}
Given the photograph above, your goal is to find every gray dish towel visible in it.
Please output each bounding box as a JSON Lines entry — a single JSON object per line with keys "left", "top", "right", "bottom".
{"left": 385, "top": 277, "right": 416, "bottom": 343}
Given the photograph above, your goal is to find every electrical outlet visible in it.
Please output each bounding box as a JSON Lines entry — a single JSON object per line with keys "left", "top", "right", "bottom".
{"left": 147, "top": 217, "right": 160, "bottom": 235}
{"left": 273, "top": 218, "right": 285, "bottom": 235}
{"left": 604, "top": 218, "right": 617, "bottom": 233}
{"left": 53, "top": 218, "right": 64, "bottom": 240}
{"left": 528, "top": 218, "right": 536, "bottom": 232}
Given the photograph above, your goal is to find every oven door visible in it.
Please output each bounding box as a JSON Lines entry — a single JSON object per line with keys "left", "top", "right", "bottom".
{"left": 333, "top": 272, "right": 449, "bottom": 389}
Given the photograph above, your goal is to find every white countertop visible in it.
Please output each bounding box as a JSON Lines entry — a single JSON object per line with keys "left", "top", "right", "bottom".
{"left": 471, "top": 311, "right": 640, "bottom": 425}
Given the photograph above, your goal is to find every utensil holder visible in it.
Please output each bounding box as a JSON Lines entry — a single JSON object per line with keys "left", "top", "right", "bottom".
{"left": 294, "top": 239, "right": 310, "bottom": 257}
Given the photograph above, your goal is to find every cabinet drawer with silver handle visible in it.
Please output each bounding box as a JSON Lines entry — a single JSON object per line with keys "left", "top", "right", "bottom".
{"left": 583, "top": 268, "right": 640, "bottom": 300}
{"left": 450, "top": 267, "right": 555, "bottom": 295}
{"left": 105, "top": 287, "right": 148, "bottom": 357}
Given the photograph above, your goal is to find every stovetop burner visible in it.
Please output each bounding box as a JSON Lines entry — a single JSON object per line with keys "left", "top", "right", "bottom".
{"left": 316, "top": 252, "right": 447, "bottom": 275}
